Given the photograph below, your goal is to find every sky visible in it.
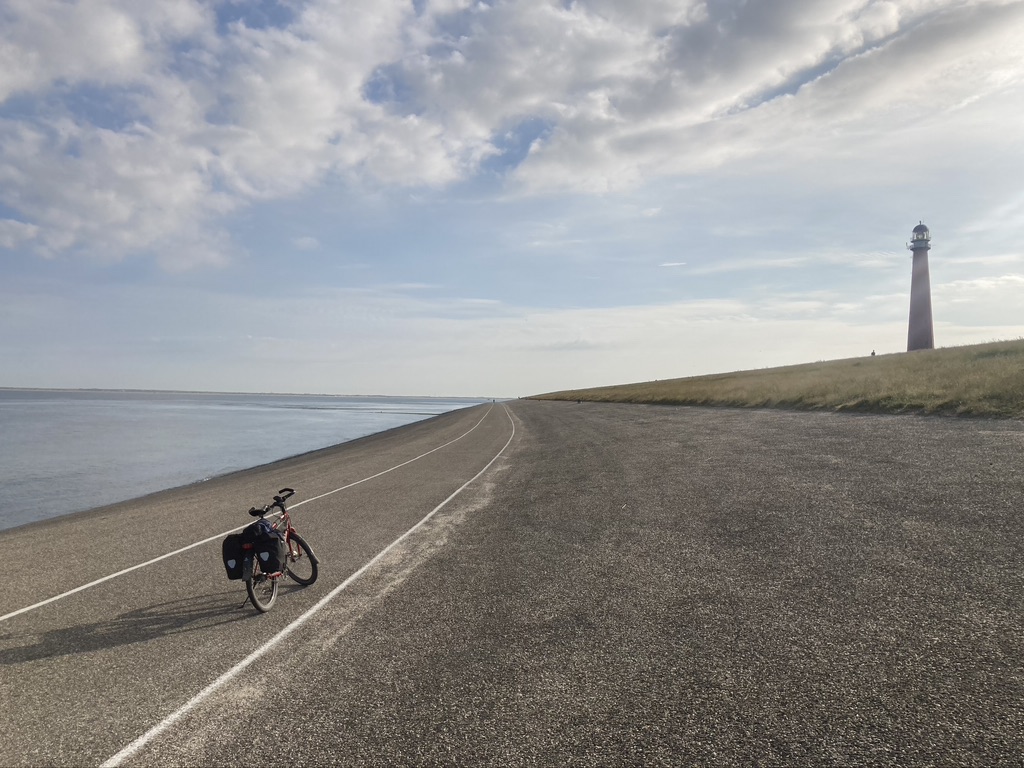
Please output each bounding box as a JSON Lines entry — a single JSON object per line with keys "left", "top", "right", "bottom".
{"left": 1, "top": 0, "right": 1023, "bottom": 398}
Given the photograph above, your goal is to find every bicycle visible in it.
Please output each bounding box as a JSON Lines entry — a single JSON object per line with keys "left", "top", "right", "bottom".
{"left": 241, "top": 488, "right": 320, "bottom": 613}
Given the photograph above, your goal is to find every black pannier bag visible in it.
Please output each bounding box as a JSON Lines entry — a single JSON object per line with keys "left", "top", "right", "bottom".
{"left": 254, "top": 531, "right": 286, "bottom": 575}
{"left": 222, "top": 533, "right": 245, "bottom": 580}
{"left": 241, "top": 518, "right": 285, "bottom": 575}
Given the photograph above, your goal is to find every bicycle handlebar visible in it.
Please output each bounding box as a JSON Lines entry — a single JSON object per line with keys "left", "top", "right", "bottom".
{"left": 248, "top": 487, "right": 296, "bottom": 517}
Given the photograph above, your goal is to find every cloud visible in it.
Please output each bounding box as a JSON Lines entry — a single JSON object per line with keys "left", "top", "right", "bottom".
{"left": 509, "top": 1, "right": 1024, "bottom": 191}
{"left": 688, "top": 256, "right": 811, "bottom": 275}
{"left": 0, "top": 0, "right": 211, "bottom": 102}
{"left": 933, "top": 274, "right": 1024, "bottom": 330}
{"left": 0, "top": 0, "right": 1021, "bottom": 270}
{"left": 0, "top": 218, "right": 39, "bottom": 248}
{"left": 0, "top": 113, "right": 234, "bottom": 264}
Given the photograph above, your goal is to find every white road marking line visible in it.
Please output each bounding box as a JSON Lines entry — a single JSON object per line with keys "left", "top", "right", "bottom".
{"left": 101, "top": 406, "right": 515, "bottom": 768}
{"left": 0, "top": 406, "right": 493, "bottom": 624}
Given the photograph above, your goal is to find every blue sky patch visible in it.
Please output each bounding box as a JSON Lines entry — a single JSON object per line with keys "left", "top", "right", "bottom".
{"left": 362, "top": 63, "right": 420, "bottom": 114}
{"left": 215, "top": 0, "right": 298, "bottom": 34}
{"left": 482, "top": 118, "right": 555, "bottom": 175}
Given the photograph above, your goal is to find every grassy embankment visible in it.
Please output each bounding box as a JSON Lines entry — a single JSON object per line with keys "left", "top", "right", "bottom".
{"left": 533, "top": 338, "right": 1024, "bottom": 418}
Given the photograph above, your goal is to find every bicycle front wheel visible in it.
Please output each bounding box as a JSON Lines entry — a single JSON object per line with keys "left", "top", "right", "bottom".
{"left": 285, "top": 533, "right": 319, "bottom": 586}
{"left": 246, "top": 564, "right": 278, "bottom": 612}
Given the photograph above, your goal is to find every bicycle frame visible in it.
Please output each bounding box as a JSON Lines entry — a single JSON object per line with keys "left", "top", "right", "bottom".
{"left": 260, "top": 504, "right": 315, "bottom": 576}
{"left": 268, "top": 511, "right": 301, "bottom": 570}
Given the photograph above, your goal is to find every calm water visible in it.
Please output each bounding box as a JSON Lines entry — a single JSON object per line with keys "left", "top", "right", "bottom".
{"left": 0, "top": 390, "right": 485, "bottom": 531}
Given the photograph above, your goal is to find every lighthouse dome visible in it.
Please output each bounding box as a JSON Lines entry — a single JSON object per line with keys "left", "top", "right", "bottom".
{"left": 913, "top": 223, "right": 929, "bottom": 234}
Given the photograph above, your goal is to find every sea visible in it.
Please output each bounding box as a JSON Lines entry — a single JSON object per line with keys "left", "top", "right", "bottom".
{"left": 0, "top": 389, "right": 487, "bottom": 532}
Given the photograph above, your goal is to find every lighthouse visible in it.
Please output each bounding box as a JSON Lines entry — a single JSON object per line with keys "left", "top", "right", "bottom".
{"left": 907, "top": 222, "right": 934, "bottom": 351}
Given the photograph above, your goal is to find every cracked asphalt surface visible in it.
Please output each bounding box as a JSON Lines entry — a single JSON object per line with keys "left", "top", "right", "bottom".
{"left": 2, "top": 400, "right": 1023, "bottom": 766}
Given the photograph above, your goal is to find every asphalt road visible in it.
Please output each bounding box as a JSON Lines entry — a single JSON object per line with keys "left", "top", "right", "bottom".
{"left": 2, "top": 400, "right": 1023, "bottom": 766}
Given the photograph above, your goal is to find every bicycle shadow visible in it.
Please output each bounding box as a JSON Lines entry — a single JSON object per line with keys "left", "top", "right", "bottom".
{"left": 0, "top": 591, "right": 253, "bottom": 666}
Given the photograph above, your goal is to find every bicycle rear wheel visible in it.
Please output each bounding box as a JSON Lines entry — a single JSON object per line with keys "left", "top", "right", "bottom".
{"left": 246, "top": 563, "right": 278, "bottom": 612}
{"left": 285, "top": 533, "right": 318, "bottom": 586}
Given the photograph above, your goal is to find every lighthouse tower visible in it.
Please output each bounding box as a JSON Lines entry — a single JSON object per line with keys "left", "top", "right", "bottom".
{"left": 906, "top": 222, "right": 934, "bottom": 351}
